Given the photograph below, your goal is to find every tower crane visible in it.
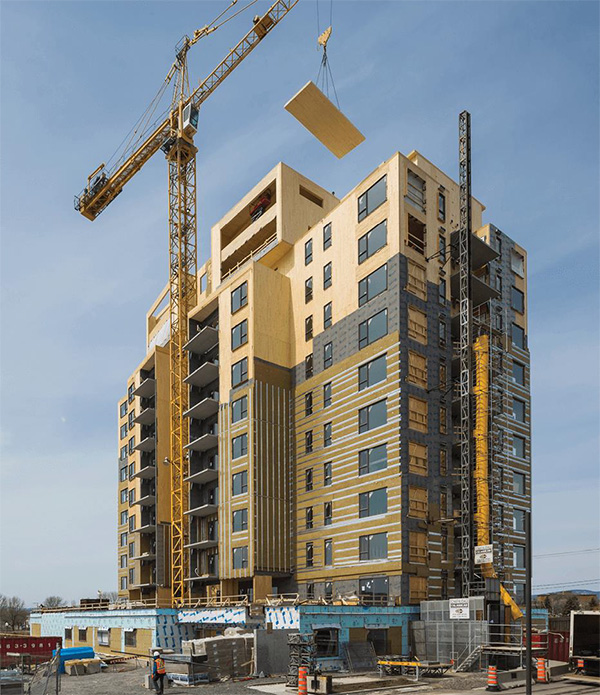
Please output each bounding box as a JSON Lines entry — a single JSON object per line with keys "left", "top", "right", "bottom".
{"left": 75, "top": 0, "right": 299, "bottom": 607}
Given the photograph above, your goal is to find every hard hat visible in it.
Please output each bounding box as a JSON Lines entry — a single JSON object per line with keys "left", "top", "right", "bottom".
{"left": 153, "top": 651, "right": 160, "bottom": 657}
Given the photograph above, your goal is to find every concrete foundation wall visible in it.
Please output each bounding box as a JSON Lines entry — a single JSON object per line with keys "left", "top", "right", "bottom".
{"left": 254, "top": 629, "right": 296, "bottom": 675}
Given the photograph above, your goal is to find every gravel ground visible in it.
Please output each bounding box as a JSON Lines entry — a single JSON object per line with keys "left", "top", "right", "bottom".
{"left": 56, "top": 668, "right": 488, "bottom": 695}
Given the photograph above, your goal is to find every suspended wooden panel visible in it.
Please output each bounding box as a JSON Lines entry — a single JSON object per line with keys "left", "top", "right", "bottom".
{"left": 285, "top": 81, "right": 365, "bottom": 159}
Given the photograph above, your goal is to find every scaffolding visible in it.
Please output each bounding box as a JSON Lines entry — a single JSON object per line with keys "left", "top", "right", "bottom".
{"left": 286, "top": 633, "right": 316, "bottom": 687}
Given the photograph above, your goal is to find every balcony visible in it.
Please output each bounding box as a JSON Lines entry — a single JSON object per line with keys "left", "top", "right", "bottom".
{"left": 134, "top": 436, "right": 156, "bottom": 453}
{"left": 184, "top": 326, "right": 219, "bottom": 355}
{"left": 133, "top": 407, "right": 155, "bottom": 426}
{"left": 186, "top": 433, "right": 218, "bottom": 452}
{"left": 134, "top": 463, "right": 156, "bottom": 480}
{"left": 133, "top": 522, "right": 156, "bottom": 535}
{"left": 131, "top": 552, "right": 156, "bottom": 562}
{"left": 132, "top": 493, "right": 156, "bottom": 507}
{"left": 451, "top": 230, "right": 499, "bottom": 270}
{"left": 186, "top": 503, "right": 219, "bottom": 518}
{"left": 185, "top": 394, "right": 219, "bottom": 421}
{"left": 450, "top": 271, "right": 500, "bottom": 308}
{"left": 185, "top": 361, "right": 219, "bottom": 388}
{"left": 186, "top": 538, "right": 218, "bottom": 550}
{"left": 133, "top": 378, "right": 156, "bottom": 399}
{"left": 186, "top": 465, "right": 219, "bottom": 485}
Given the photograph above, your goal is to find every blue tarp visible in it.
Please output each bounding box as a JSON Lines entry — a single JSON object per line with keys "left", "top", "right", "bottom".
{"left": 52, "top": 646, "right": 95, "bottom": 673}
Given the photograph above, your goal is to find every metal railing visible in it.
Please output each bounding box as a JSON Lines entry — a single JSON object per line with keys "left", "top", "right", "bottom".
{"left": 221, "top": 232, "right": 278, "bottom": 280}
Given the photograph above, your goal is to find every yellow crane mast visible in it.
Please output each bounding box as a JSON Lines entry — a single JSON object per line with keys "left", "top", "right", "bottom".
{"left": 75, "top": 0, "right": 299, "bottom": 607}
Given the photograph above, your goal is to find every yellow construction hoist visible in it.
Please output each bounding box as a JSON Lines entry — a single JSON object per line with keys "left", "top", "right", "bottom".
{"left": 75, "top": 0, "right": 299, "bottom": 608}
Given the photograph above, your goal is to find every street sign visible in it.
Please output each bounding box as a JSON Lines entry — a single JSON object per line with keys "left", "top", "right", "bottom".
{"left": 449, "top": 598, "right": 470, "bottom": 620}
{"left": 475, "top": 544, "right": 494, "bottom": 564}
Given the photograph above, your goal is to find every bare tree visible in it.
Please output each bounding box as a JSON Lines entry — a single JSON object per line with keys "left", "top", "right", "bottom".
{"left": 589, "top": 595, "right": 599, "bottom": 610}
{"left": 100, "top": 591, "right": 119, "bottom": 603}
{"left": 42, "top": 596, "right": 66, "bottom": 609}
{"left": 563, "top": 594, "right": 581, "bottom": 615}
{"left": 0, "top": 595, "right": 29, "bottom": 632}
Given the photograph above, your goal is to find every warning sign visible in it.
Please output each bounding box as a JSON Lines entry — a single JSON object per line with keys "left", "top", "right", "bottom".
{"left": 474, "top": 544, "right": 494, "bottom": 564}
{"left": 449, "top": 598, "right": 470, "bottom": 620}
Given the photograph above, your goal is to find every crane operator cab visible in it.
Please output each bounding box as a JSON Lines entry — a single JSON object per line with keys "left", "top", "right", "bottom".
{"left": 182, "top": 104, "right": 199, "bottom": 137}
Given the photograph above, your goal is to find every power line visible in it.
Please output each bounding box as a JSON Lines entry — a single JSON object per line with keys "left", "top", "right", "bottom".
{"left": 533, "top": 579, "right": 600, "bottom": 590}
{"left": 534, "top": 548, "right": 600, "bottom": 559}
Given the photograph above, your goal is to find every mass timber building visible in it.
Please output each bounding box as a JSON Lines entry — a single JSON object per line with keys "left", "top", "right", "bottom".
{"left": 116, "top": 151, "right": 530, "bottom": 608}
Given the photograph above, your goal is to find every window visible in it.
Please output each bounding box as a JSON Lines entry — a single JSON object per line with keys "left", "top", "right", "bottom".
{"left": 408, "top": 351, "right": 427, "bottom": 389}
{"left": 440, "top": 448, "right": 448, "bottom": 476}
{"left": 324, "top": 539, "right": 333, "bottom": 566}
{"left": 98, "top": 629, "right": 110, "bottom": 647}
{"left": 305, "top": 392, "right": 313, "bottom": 416}
{"left": 323, "top": 382, "right": 332, "bottom": 407}
{"left": 128, "top": 383, "right": 135, "bottom": 404}
{"left": 494, "top": 271, "right": 503, "bottom": 292}
{"left": 359, "top": 444, "right": 387, "bottom": 475}
{"left": 440, "top": 487, "right": 448, "bottom": 517}
{"left": 358, "top": 309, "right": 388, "bottom": 349}
{"left": 305, "top": 277, "right": 313, "bottom": 303}
{"left": 232, "top": 357, "right": 248, "bottom": 387}
{"left": 408, "top": 306, "right": 428, "bottom": 344}
{"left": 128, "top": 462, "right": 135, "bottom": 478}
{"left": 232, "top": 395, "right": 248, "bottom": 423}
{"left": 128, "top": 516, "right": 135, "bottom": 532}
{"left": 325, "top": 582, "right": 333, "bottom": 600}
{"left": 120, "top": 554, "right": 127, "bottom": 568}
{"left": 323, "top": 302, "right": 332, "bottom": 329}
{"left": 359, "top": 532, "right": 387, "bottom": 560}
{"left": 232, "top": 470, "right": 248, "bottom": 495}
{"left": 305, "top": 239, "right": 313, "bottom": 265}
{"left": 323, "top": 422, "right": 332, "bottom": 447}
{"left": 232, "top": 508, "right": 248, "bottom": 532}
{"left": 407, "top": 214, "right": 426, "bottom": 255}
{"left": 306, "top": 583, "right": 315, "bottom": 599}
{"left": 128, "top": 411, "right": 135, "bottom": 429}
{"left": 78, "top": 628, "right": 87, "bottom": 642}
{"left": 514, "top": 582, "right": 526, "bottom": 605}
{"left": 324, "top": 502, "right": 332, "bottom": 526}
{"left": 129, "top": 542, "right": 135, "bottom": 558}
{"left": 120, "top": 445, "right": 127, "bottom": 461}
{"left": 120, "top": 401, "right": 127, "bottom": 418}
{"left": 128, "top": 437, "right": 135, "bottom": 454}
{"left": 314, "top": 627, "right": 339, "bottom": 657}
{"left": 407, "top": 259, "right": 427, "bottom": 299}
{"left": 408, "top": 486, "right": 428, "bottom": 519}
{"left": 512, "top": 361, "right": 525, "bottom": 386}
{"left": 199, "top": 273, "right": 207, "bottom": 293}
{"left": 359, "top": 488, "right": 387, "bottom": 517}
{"left": 129, "top": 488, "right": 135, "bottom": 506}
{"left": 120, "top": 424, "right": 128, "bottom": 440}
{"left": 120, "top": 576, "right": 127, "bottom": 590}
{"left": 232, "top": 433, "right": 248, "bottom": 459}
{"left": 439, "top": 234, "right": 447, "bottom": 263}
{"left": 441, "top": 528, "right": 448, "bottom": 562}
{"left": 409, "top": 441, "right": 427, "bottom": 475}
{"left": 359, "top": 576, "right": 389, "bottom": 604}
{"left": 512, "top": 323, "right": 525, "bottom": 349}
{"left": 324, "top": 461, "right": 332, "bottom": 486}
{"left": 305, "top": 430, "right": 313, "bottom": 453}
{"left": 305, "top": 315, "right": 313, "bottom": 341}
{"left": 438, "top": 317, "right": 447, "bottom": 347}
{"left": 358, "top": 175, "right": 386, "bottom": 221}
{"left": 324, "top": 342, "right": 333, "bottom": 369}
{"left": 511, "top": 250, "right": 525, "bottom": 277}
{"left": 231, "top": 281, "right": 248, "bottom": 313}
{"left": 358, "top": 399, "right": 387, "bottom": 433}
{"left": 512, "top": 435, "right": 526, "bottom": 459}
{"left": 358, "top": 220, "right": 387, "bottom": 263}
{"left": 440, "top": 406, "right": 447, "bottom": 434}
{"left": 513, "top": 544, "right": 526, "bottom": 569}
{"left": 359, "top": 354, "right": 387, "bottom": 390}
{"left": 231, "top": 319, "right": 248, "bottom": 350}
{"left": 124, "top": 629, "right": 137, "bottom": 647}
{"left": 410, "top": 531, "right": 428, "bottom": 564}
{"left": 511, "top": 287, "right": 524, "bottom": 313}
{"left": 65, "top": 628, "right": 72, "bottom": 641}
{"left": 305, "top": 506, "right": 313, "bottom": 529}
{"left": 438, "top": 191, "right": 446, "bottom": 221}
{"left": 306, "top": 542, "right": 314, "bottom": 567}
{"left": 306, "top": 468, "right": 313, "bottom": 492}
{"left": 323, "top": 223, "right": 332, "bottom": 249}
{"left": 358, "top": 264, "right": 387, "bottom": 307}
{"left": 513, "top": 471, "right": 526, "bottom": 496}
{"left": 323, "top": 262, "right": 332, "bottom": 289}
{"left": 409, "top": 396, "right": 428, "bottom": 432}
{"left": 233, "top": 546, "right": 248, "bottom": 569}
{"left": 512, "top": 398, "right": 526, "bottom": 422}
{"left": 439, "top": 362, "right": 447, "bottom": 389}
{"left": 513, "top": 509, "right": 526, "bottom": 532}
{"left": 406, "top": 170, "right": 425, "bottom": 213}
{"left": 120, "top": 510, "right": 128, "bottom": 526}
{"left": 305, "top": 353, "right": 313, "bottom": 379}
{"left": 120, "top": 532, "right": 128, "bottom": 547}
{"left": 120, "top": 488, "right": 128, "bottom": 504}
{"left": 438, "top": 279, "right": 446, "bottom": 304}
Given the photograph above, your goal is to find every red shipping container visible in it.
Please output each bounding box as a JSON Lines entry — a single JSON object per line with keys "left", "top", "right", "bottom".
{"left": 0, "top": 635, "right": 62, "bottom": 659}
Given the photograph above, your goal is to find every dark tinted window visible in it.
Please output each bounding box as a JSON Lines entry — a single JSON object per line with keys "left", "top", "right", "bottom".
{"left": 358, "top": 354, "right": 386, "bottom": 390}
{"left": 359, "top": 309, "right": 388, "bottom": 349}
{"left": 232, "top": 470, "right": 248, "bottom": 494}
{"left": 232, "top": 395, "right": 248, "bottom": 423}
{"left": 305, "top": 353, "right": 313, "bottom": 379}
{"left": 305, "top": 315, "right": 313, "bottom": 341}
{"left": 232, "top": 435, "right": 248, "bottom": 460}
{"left": 232, "top": 357, "right": 248, "bottom": 387}
{"left": 305, "top": 391, "right": 313, "bottom": 416}
{"left": 511, "top": 287, "right": 524, "bottom": 313}
{"left": 232, "top": 546, "right": 248, "bottom": 569}
{"left": 323, "top": 223, "right": 332, "bottom": 249}
{"left": 232, "top": 508, "right": 248, "bottom": 532}
{"left": 358, "top": 176, "right": 387, "bottom": 222}
{"left": 323, "top": 262, "right": 332, "bottom": 289}
{"left": 323, "top": 382, "right": 332, "bottom": 407}
{"left": 359, "top": 444, "right": 387, "bottom": 475}
{"left": 512, "top": 323, "right": 525, "bottom": 349}
{"left": 323, "top": 302, "right": 332, "bottom": 329}
{"left": 359, "top": 532, "right": 387, "bottom": 560}
{"left": 305, "top": 239, "right": 313, "bottom": 265}
{"left": 358, "top": 264, "right": 387, "bottom": 306}
{"left": 359, "top": 488, "right": 387, "bottom": 517}
{"left": 358, "top": 399, "right": 387, "bottom": 433}
{"left": 231, "top": 319, "right": 248, "bottom": 350}
{"left": 231, "top": 281, "right": 248, "bottom": 313}
{"left": 513, "top": 361, "right": 525, "bottom": 385}
{"left": 512, "top": 398, "right": 526, "bottom": 422}
{"left": 305, "top": 277, "right": 313, "bottom": 303}
{"left": 358, "top": 220, "right": 387, "bottom": 263}
{"left": 324, "top": 422, "right": 332, "bottom": 447}
{"left": 324, "top": 342, "right": 333, "bottom": 369}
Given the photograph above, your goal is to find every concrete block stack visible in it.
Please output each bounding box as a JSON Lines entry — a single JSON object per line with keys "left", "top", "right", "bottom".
{"left": 180, "top": 635, "right": 253, "bottom": 680}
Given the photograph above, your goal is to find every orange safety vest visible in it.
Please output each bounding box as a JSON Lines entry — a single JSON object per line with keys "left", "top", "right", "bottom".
{"left": 155, "top": 657, "right": 166, "bottom": 675}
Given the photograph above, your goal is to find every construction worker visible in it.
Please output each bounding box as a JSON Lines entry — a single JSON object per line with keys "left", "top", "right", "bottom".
{"left": 151, "top": 651, "right": 166, "bottom": 693}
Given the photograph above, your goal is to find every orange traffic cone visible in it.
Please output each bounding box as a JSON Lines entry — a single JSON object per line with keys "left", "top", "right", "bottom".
{"left": 298, "top": 666, "right": 308, "bottom": 695}
{"left": 487, "top": 664, "right": 500, "bottom": 691}
{"left": 536, "top": 657, "right": 548, "bottom": 683}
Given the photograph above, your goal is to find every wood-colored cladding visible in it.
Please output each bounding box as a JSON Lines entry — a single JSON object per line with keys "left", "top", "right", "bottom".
{"left": 408, "top": 351, "right": 427, "bottom": 389}
{"left": 406, "top": 260, "right": 427, "bottom": 300}
{"left": 409, "top": 575, "right": 428, "bottom": 603}
{"left": 408, "top": 486, "right": 428, "bottom": 520}
{"left": 408, "top": 441, "right": 427, "bottom": 476}
{"left": 408, "top": 396, "right": 428, "bottom": 433}
{"left": 408, "top": 306, "right": 427, "bottom": 345}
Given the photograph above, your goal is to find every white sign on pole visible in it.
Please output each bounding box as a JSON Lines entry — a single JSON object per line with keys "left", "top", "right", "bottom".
{"left": 474, "top": 544, "right": 494, "bottom": 564}
{"left": 449, "top": 598, "right": 470, "bottom": 620}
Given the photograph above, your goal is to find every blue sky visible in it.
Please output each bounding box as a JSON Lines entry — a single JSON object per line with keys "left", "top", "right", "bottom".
{"left": 1, "top": 1, "right": 598, "bottom": 605}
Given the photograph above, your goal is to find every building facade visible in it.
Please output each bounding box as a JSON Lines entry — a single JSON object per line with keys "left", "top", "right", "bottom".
{"left": 116, "top": 152, "right": 530, "bottom": 608}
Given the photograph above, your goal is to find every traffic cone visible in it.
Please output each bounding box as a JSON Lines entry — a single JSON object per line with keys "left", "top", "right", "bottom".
{"left": 298, "top": 666, "right": 308, "bottom": 695}
{"left": 536, "top": 657, "right": 548, "bottom": 683}
{"left": 486, "top": 664, "right": 500, "bottom": 691}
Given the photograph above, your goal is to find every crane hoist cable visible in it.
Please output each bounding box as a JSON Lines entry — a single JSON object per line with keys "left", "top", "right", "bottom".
{"left": 315, "top": 0, "right": 339, "bottom": 107}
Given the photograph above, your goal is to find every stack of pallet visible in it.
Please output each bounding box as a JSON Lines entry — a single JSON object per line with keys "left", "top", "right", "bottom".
{"left": 181, "top": 635, "right": 253, "bottom": 680}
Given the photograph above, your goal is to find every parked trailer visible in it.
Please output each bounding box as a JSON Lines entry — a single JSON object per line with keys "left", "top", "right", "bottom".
{"left": 565, "top": 610, "right": 600, "bottom": 684}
